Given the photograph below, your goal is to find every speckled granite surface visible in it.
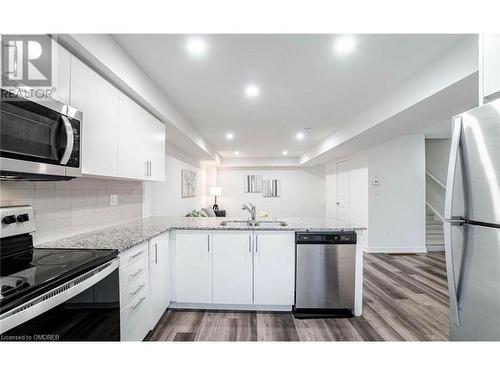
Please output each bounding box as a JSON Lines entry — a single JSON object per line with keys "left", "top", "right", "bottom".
{"left": 38, "top": 216, "right": 366, "bottom": 253}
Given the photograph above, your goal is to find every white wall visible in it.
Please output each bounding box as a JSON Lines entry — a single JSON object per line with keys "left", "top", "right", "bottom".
{"left": 325, "top": 134, "right": 426, "bottom": 253}
{"left": 368, "top": 135, "right": 426, "bottom": 252}
{"left": 144, "top": 146, "right": 207, "bottom": 217}
{"left": 216, "top": 166, "right": 325, "bottom": 218}
{"left": 0, "top": 178, "right": 142, "bottom": 245}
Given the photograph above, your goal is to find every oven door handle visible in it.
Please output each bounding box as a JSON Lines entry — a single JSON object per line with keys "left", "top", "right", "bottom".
{"left": 60, "top": 115, "right": 74, "bottom": 165}
{"left": 0, "top": 259, "right": 119, "bottom": 335}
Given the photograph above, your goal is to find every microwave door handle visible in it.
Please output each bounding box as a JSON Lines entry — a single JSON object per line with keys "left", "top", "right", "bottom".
{"left": 60, "top": 115, "right": 74, "bottom": 165}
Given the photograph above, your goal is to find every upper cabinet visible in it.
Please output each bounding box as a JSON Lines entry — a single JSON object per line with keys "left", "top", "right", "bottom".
{"left": 482, "top": 34, "right": 500, "bottom": 102}
{"left": 118, "top": 93, "right": 166, "bottom": 181}
{"left": 51, "top": 40, "right": 71, "bottom": 104}
{"left": 70, "top": 56, "right": 120, "bottom": 177}
{"left": 67, "top": 49, "right": 165, "bottom": 181}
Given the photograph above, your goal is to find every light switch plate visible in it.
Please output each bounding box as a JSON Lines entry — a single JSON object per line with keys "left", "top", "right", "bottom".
{"left": 110, "top": 194, "right": 118, "bottom": 206}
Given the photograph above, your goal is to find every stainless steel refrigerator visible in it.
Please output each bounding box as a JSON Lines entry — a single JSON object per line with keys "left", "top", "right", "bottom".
{"left": 444, "top": 98, "right": 500, "bottom": 341}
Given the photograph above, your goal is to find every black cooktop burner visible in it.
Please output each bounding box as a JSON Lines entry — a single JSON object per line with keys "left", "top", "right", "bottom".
{"left": 0, "top": 242, "right": 118, "bottom": 314}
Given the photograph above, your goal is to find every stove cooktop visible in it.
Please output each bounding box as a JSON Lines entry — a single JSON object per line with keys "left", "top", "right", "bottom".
{"left": 0, "top": 247, "right": 118, "bottom": 314}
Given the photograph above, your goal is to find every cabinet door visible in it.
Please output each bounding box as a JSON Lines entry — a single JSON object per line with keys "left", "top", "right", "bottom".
{"left": 120, "top": 285, "right": 150, "bottom": 341}
{"left": 70, "top": 56, "right": 119, "bottom": 177}
{"left": 117, "top": 93, "right": 149, "bottom": 179}
{"left": 212, "top": 231, "right": 253, "bottom": 304}
{"left": 254, "top": 231, "right": 295, "bottom": 305}
{"left": 175, "top": 231, "right": 212, "bottom": 303}
{"left": 149, "top": 232, "right": 169, "bottom": 329}
{"left": 483, "top": 35, "right": 500, "bottom": 99}
{"left": 51, "top": 40, "right": 70, "bottom": 104}
{"left": 146, "top": 114, "right": 166, "bottom": 182}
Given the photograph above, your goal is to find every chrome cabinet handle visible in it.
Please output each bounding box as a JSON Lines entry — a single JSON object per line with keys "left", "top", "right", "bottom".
{"left": 130, "top": 250, "right": 144, "bottom": 259}
{"left": 248, "top": 234, "right": 252, "bottom": 252}
{"left": 155, "top": 243, "right": 158, "bottom": 264}
{"left": 60, "top": 116, "right": 74, "bottom": 165}
{"left": 255, "top": 235, "right": 258, "bottom": 252}
{"left": 129, "top": 268, "right": 144, "bottom": 278}
{"left": 207, "top": 234, "right": 210, "bottom": 252}
{"left": 130, "top": 284, "right": 145, "bottom": 297}
{"left": 131, "top": 297, "right": 146, "bottom": 310}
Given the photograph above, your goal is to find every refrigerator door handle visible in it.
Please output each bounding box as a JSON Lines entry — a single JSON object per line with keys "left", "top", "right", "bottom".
{"left": 444, "top": 116, "right": 462, "bottom": 221}
{"left": 444, "top": 221, "right": 461, "bottom": 325}
{"left": 444, "top": 116, "right": 464, "bottom": 326}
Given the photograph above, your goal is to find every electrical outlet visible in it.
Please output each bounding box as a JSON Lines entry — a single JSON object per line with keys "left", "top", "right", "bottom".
{"left": 110, "top": 194, "right": 118, "bottom": 206}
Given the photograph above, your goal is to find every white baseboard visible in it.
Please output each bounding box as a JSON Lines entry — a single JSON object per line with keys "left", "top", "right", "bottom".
{"left": 170, "top": 302, "right": 292, "bottom": 312}
{"left": 364, "top": 246, "right": 427, "bottom": 254}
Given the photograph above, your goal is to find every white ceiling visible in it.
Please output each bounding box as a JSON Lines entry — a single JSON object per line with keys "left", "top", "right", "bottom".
{"left": 114, "top": 34, "right": 467, "bottom": 159}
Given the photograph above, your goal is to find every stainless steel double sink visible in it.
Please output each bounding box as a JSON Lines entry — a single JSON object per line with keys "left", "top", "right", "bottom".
{"left": 219, "top": 220, "right": 288, "bottom": 228}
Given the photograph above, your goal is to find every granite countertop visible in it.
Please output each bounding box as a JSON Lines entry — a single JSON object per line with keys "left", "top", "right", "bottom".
{"left": 38, "top": 216, "right": 366, "bottom": 253}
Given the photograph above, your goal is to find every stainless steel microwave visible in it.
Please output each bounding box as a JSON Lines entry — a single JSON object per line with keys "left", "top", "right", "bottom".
{"left": 0, "top": 89, "right": 82, "bottom": 180}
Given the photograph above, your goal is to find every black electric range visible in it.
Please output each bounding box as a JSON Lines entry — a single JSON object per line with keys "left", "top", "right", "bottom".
{"left": 0, "top": 241, "right": 118, "bottom": 314}
{"left": 0, "top": 206, "right": 120, "bottom": 341}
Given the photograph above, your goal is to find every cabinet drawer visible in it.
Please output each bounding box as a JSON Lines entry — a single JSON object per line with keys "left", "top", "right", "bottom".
{"left": 119, "top": 243, "right": 148, "bottom": 268}
{"left": 120, "top": 271, "right": 148, "bottom": 309}
{"left": 120, "top": 286, "right": 150, "bottom": 341}
{"left": 120, "top": 257, "right": 148, "bottom": 291}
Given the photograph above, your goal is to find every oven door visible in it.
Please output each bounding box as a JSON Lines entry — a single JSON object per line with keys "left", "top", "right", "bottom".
{"left": 0, "top": 89, "right": 81, "bottom": 179}
{"left": 0, "top": 259, "right": 120, "bottom": 341}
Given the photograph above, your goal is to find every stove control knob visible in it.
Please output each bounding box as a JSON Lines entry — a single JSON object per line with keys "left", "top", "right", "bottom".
{"left": 17, "top": 214, "right": 29, "bottom": 222}
{"left": 2, "top": 215, "right": 17, "bottom": 224}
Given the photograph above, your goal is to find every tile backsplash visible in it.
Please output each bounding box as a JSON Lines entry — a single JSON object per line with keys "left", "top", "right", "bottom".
{"left": 0, "top": 178, "right": 143, "bottom": 245}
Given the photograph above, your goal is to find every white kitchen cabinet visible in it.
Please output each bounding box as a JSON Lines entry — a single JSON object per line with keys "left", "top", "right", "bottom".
{"left": 70, "top": 56, "right": 120, "bottom": 177}
{"left": 145, "top": 113, "right": 166, "bottom": 182}
{"left": 118, "top": 242, "right": 150, "bottom": 341}
{"left": 118, "top": 93, "right": 149, "bottom": 179}
{"left": 51, "top": 40, "right": 71, "bottom": 104}
{"left": 253, "top": 231, "right": 295, "bottom": 305}
{"left": 175, "top": 231, "right": 212, "bottom": 303}
{"left": 483, "top": 34, "right": 500, "bottom": 101}
{"left": 212, "top": 231, "right": 253, "bottom": 304}
{"left": 117, "top": 93, "right": 166, "bottom": 181}
{"left": 120, "top": 284, "right": 150, "bottom": 341}
{"left": 149, "top": 232, "right": 170, "bottom": 329}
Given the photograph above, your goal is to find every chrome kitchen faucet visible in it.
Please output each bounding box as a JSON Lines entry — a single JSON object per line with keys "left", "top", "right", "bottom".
{"left": 241, "top": 202, "right": 256, "bottom": 221}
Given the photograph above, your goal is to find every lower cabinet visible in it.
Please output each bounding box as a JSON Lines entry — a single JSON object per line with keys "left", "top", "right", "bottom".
{"left": 174, "top": 230, "right": 295, "bottom": 307}
{"left": 175, "top": 231, "right": 212, "bottom": 303}
{"left": 253, "top": 232, "right": 295, "bottom": 305}
{"left": 119, "top": 242, "right": 150, "bottom": 341}
{"left": 212, "top": 231, "right": 253, "bottom": 304}
{"left": 149, "top": 232, "right": 170, "bottom": 329}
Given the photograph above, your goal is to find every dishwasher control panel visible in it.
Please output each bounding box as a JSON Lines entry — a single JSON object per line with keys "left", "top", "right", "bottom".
{"left": 295, "top": 231, "right": 357, "bottom": 244}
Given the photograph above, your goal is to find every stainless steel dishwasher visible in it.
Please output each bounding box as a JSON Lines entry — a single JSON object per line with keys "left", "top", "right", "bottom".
{"left": 294, "top": 231, "right": 356, "bottom": 318}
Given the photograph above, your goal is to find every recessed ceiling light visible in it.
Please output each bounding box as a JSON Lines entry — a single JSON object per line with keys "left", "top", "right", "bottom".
{"left": 282, "top": 150, "right": 288, "bottom": 156}
{"left": 244, "top": 84, "right": 260, "bottom": 98}
{"left": 186, "top": 37, "right": 207, "bottom": 57}
{"left": 334, "top": 36, "right": 356, "bottom": 56}
{"left": 296, "top": 132, "right": 305, "bottom": 140}
{"left": 234, "top": 151, "right": 240, "bottom": 156}
{"left": 225, "top": 133, "right": 234, "bottom": 140}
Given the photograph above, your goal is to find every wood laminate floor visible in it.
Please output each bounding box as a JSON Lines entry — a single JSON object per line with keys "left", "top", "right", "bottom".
{"left": 147, "top": 252, "right": 449, "bottom": 341}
